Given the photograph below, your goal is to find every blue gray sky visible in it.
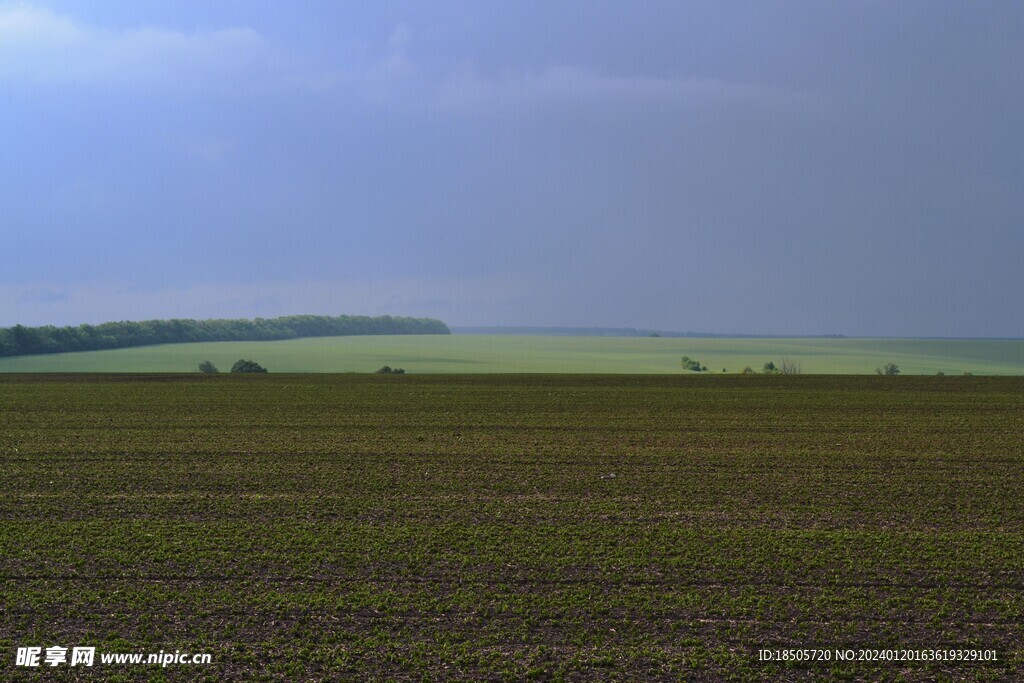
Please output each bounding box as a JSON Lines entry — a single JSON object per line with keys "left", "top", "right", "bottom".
{"left": 2, "top": 1, "right": 1022, "bottom": 336}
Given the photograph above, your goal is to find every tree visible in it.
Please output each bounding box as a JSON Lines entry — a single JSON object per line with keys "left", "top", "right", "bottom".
{"left": 0, "top": 315, "right": 450, "bottom": 359}
{"left": 10, "top": 324, "right": 43, "bottom": 355}
{"left": 779, "top": 357, "right": 802, "bottom": 375}
{"left": 680, "top": 356, "right": 706, "bottom": 372}
{"left": 231, "top": 359, "right": 267, "bottom": 373}
{"left": 198, "top": 360, "right": 219, "bottom": 373}
{"left": 376, "top": 366, "right": 406, "bottom": 374}
{"left": 740, "top": 366, "right": 755, "bottom": 374}
{"left": 876, "top": 362, "right": 900, "bottom": 376}
{"left": 762, "top": 361, "right": 778, "bottom": 374}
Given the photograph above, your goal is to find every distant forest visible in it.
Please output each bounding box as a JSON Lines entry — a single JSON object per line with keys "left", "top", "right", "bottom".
{"left": 0, "top": 314, "right": 450, "bottom": 358}
{"left": 452, "top": 326, "right": 846, "bottom": 339}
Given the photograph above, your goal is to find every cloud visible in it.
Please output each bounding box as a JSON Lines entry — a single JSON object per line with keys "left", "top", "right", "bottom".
{"left": 0, "top": 4, "right": 270, "bottom": 89}
{"left": 360, "top": 23, "right": 418, "bottom": 101}
{"left": 0, "top": 7, "right": 798, "bottom": 115}
{"left": 434, "top": 65, "right": 804, "bottom": 114}
{"left": 289, "top": 22, "right": 419, "bottom": 99}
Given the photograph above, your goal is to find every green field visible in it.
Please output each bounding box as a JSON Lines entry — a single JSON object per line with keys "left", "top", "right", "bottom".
{"left": 1, "top": 373, "right": 1021, "bottom": 680}
{"left": 0, "top": 334, "right": 1022, "bottom": 374}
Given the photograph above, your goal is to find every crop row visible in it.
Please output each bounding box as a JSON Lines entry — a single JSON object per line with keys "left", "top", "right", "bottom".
{"left": 0, "top": 374, "right": 1020, "bottom": 680}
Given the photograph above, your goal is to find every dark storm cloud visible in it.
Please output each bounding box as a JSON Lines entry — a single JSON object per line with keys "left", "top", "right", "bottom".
{"left": 1, "top": 1, "right": 1021, "bottom": 335}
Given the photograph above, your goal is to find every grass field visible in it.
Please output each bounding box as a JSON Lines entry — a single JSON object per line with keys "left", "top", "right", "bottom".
{"left": 0, "top": 334, "right": 1022, "bottom": 375}
{"left": 1, "top": 373, "right": 1021, "bottom": 680}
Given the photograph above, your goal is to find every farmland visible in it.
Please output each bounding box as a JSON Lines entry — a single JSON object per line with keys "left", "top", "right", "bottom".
{"left": 1, "top": 373, "right": 1022, "bottom": 680}
{"left": 0, "top": 334, "right": 1021, "bottom": 375}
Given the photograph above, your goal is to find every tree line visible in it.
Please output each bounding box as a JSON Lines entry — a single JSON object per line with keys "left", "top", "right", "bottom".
{"left": 0, "top": 314, "right": 450, "bottom": 358}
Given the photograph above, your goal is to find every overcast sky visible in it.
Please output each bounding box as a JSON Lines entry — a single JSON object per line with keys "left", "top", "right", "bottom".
{"left": 2, "top": 1, "right": 1022, "bottom": 336}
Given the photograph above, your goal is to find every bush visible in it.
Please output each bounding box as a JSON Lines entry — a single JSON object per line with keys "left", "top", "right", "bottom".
{"left": 762, "top": 361, "right": 778, "bottom": 374}
{"left": 875, "top": 362, "right": 900, "bottom": 376}
{"left": 375, "top": 366, "right": 406, "bottom": 374}
{"left": 231, "top": 359, "right": 267, "bottom": 373}
{"left": 198, "top": 360, "right": 219, "bottom": 374}
{"left": 740, "top": 366, "right": 755, "bottom": 375}
{"left": 680, "top": 356, "right": 706, "bottom": 372}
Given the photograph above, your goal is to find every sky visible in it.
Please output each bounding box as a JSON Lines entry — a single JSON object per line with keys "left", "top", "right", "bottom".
{"left": 2, "top": 1, "right": 1022, "bottom": 337}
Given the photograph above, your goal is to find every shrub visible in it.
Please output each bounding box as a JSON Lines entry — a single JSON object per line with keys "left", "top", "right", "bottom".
{"left": 376, "top": 366, "right": 406, "bottom": 374}
{"left": 231, "top": 359, "right": 268, "bottom": 373}
{"left": 875, "top": 363, "right": 900, "bottom": 376}
{"left": 740, "top": 366, "right": 755, "bottom": 375}
{"left": 762, "top": 361, "right": 778, "bottom": 374}
{"left": 198, "top": 360, "right": 219, "bottom": 374}
{"left": 680, "top": 356, "right": 706, "bottom": 372}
